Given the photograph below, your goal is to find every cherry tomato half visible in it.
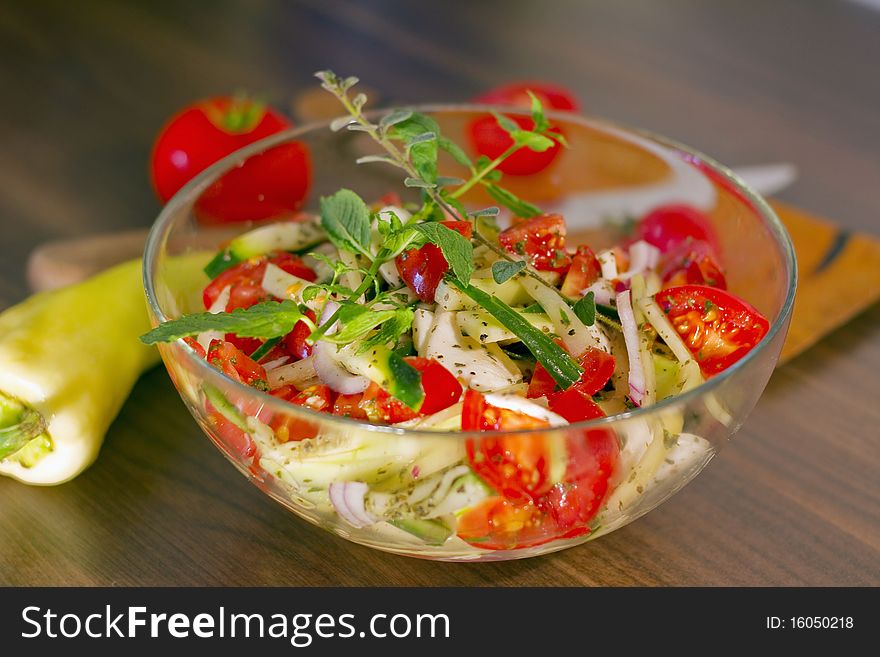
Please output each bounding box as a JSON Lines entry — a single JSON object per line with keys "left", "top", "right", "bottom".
{"left": 527, "top": 346, "right": 615, "bottom": 400}
{"left": 660, "top": 238, "right": 727, "bottom": 290}
{"left": 469, "top": 82, "right": 578, "bottom": 176}
{"left": 206, "top": 339, "right": 268, "bottom": 390}
{"left": 270, "top": 384, "right": 334, "bottom": 442}
{"left": 635, "top": 204, "right": 721, "bottom": 255}
{"left": 560, "top": 245, "right": 601, "bottom": 297}
{"left": 150, "top": 96, "right": 311, "bottom": 224}
{"left": 498, "top": 213, "right": 571, "bottom": 272}
{"left": 657, "top": 285, "right": 770, "bottom": 376}
{"left": 361, "top": 357, "right": 462, "bottom": 424}
{"left": 396, "top": 220, "right": 473, "bottom": 302}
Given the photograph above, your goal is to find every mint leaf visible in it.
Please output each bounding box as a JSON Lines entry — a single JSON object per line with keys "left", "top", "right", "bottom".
{"left": 140, "top": 301, "right": 308, "bottom": 344}
{"left": 491, "top": 259, "right": 526, "bottom": 284}
{"left": 358, "top": 308, "right": 414, "bottom": 354}
{"left": 413, "top": 222, "right": 474, "bottom": 284}
{"left": 390, "top": 113, "right": 440, "bottom": 183}
{"left": 325, "top": 307, "right": 398, "bottom": 345}
{"left": 527, "top": 90, "right": 549, "bottom": 132}
{"left": 320, "top": 189, "right": 372, "bottom": 258}
{"left": 510, "top": 130, "right": 555, "bottom": 152}
{"left": 387, "top": 350, "right": 424, "bottom": 410}
{"left": 572, "top": 291, "right": 596, "bottom": 326}
{"left": 492, "top": 111, "right": 519, "bottom": 134}
{"left": 438, "top": 136, "right": 471, "bottom": 167}
{"left": 484, "top": 184, "right": 541, "bottom": 218}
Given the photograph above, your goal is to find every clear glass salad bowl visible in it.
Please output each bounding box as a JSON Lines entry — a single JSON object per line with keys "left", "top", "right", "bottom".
{"left": 143, "top": 105, "right": 796, "bottom": 561}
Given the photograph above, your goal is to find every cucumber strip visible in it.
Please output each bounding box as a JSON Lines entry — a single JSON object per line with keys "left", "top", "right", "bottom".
{"left": 450, "top": 279, "right": 582, "bottom": 389}
{"left": 204, "top": 217, "right": 326, "bottom": 278}
{"left": 388, "top": 518, "right": 452, "bottom": 545}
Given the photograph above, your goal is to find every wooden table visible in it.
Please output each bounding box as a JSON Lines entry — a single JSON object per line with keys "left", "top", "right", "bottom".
{"left": 1, "top": 0, "right": 878, "bottom": 586}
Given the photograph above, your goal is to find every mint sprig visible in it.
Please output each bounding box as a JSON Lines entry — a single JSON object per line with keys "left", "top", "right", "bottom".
{"left": 140, "top": 301, "right": 311, "bottom": 344}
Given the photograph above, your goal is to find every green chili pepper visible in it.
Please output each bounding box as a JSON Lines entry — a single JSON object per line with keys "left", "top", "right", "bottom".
{"left": 0, "top": 259, "right": 160, "bottom": 484}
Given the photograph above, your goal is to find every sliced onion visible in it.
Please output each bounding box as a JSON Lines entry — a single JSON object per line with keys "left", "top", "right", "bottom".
{"left": 329, "top": 482, "right": 376, "bottom": 528}
{"left": 262, "top": 356, "right": 290, "bottom": 372}
{"left": 597, "top": 249, "right": 619, "bottom": 279}
{"left": 267, "top": 356, "right": 317, "bottom": 389}
{"left": 583, "top": 279, "right": 615, "bottom": 306}
{"left": 483, "top": 393, "right": 569, "bottom": 426}
{"left": 619, "top": 240, "right": 661, "bottom": 281}
{"left": 617, "top": 290, "right": 646, "bottom": 407}
{"left": 313, "top": 302, "right": 370, "bottom": 394}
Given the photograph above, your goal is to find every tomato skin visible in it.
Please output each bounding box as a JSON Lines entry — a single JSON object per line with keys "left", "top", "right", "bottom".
{"left": 528, "top": 346, "right": 615, "bottom": 399}
{"left": 661, "top": 239, "right": 727, "bottom": 290}
{"left": 283, "top": 309, "right": 316, "bottom": 361}
{"left": 560, "top": 245, "right": 601, "bottom": 296}
{"left": 205, "top": 398, "right": 256, "bottom": 460}
{"left": 150, "top": 96, "right": 311, "bottom": 224}
{"left": 658, "top": 285, "right": 770, "bottom": 375}
{"left": 460, "top": 388, "right": 618, "bottom": 549}
{"left": 271, "top": 384, "right": 333, "bottom": 442}
{"left": 636, "top": 205, "right": 721, "bottom": 255}
{"left": 332, "top": 393, "right": 369, "bottom": 420}
{"left": 361, "top": 357, "right": 463, "bottom": 424}
{"left": 498, "top": 214, "right": 571, "bottom": 272}
{"left": 183, "top": 336, "right": 207, "bottom": 359}
{"left": 202, "top": 252, "right": 317, "bottom": 311}
{"left": 469, "top": 82, "right": 578, "bottom": 176}
{"left": 457, "top": 497, "right": 559, "bottom": 550}
{"left": 206, "top": 340, "right": 268, "bottom": 389}
{"left": 396, "top": 220, "right": 474, "bottom": 302}
{"left": 463, "top": 389, "right": 553, "bottom": 503}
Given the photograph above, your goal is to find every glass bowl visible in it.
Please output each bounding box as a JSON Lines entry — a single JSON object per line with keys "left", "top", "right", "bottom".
{"left": 143, "top": 105, "right": 796, "bottom": 561}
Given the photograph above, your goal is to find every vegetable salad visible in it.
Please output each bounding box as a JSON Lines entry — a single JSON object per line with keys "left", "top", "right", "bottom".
{"left": 143, "top": 72, "right": 770, "bottom": 551}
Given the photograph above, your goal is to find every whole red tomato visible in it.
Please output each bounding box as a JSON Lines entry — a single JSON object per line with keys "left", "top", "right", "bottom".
{"left": 150, "top": 96, "right": 311, "bottom": 224}
{"left": 469, "top": 82, "right": 579, "bottom": 176}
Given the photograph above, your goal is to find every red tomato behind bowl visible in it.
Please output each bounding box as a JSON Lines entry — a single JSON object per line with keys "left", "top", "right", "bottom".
{"left": 150, "top": 96, "right": 311, "bottom": 224}
{"left": 469, "top": 82, "right": 578, "bottom": 176}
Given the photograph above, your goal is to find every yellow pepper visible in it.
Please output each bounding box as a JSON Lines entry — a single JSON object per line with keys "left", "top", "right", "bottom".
{"left": 0, "top": 258, "right": 158, "bottom": 484}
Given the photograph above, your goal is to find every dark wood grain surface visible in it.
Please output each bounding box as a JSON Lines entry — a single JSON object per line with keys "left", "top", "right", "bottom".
{"left": 1, "top": 0, "right": 878, "bottom": 586}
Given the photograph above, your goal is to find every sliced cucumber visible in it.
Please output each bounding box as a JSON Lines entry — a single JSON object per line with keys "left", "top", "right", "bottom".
{"left": 388, "top": 518, "right": 452, "bottom": 545}
{"left": 456, "top": 309, "right": 555, "bottom": 344}
{"left": 434, "top": 275, "right": 531, "bottom": 311}
{"left": 653, "top": 353, "right": 681, "bottom": 401}
{"left": 204, "top": 217, "right": 326, "bottom": 278}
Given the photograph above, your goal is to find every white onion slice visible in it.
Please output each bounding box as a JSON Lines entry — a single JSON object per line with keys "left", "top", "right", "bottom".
{"left": 262, "top": 356, "right": 290, "bottom": 372}
{"left": 329, "top": 482, "right": 376, "bottom": 528}
{"left": 597, "top": 249, "right": 619, "bottom": 279}
{"left": 267, "top": 356, "right": 317, "bottom": 389}
{"left": 619, "top": 240, "right": 661, "bottom": 281}
{"left": 313, "top": 302, "right": 370, "bottom": 394}
{"left": 482, "top": 393, "right": 569, "bottom": 427}
{"left": 617, "top": 290, "right": 646, "bottom": 407}
{"left": 583, "top": 279, "right": 615, "bottom": 306}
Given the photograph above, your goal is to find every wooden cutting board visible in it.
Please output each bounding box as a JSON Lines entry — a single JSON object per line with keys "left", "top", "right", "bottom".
{"left": 25, "top": 200, "right": 880, "bottom": 366}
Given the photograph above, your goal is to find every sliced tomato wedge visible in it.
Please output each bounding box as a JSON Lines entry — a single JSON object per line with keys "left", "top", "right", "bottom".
{"left": 360, "top": 357, "right": 463, "bottom": 424}
{"left": 463, "top": 389, "right": 553, "bottom": 502}
{"left": 271, "top": 384, "right": 334, "bottom": 441}
{"left": 202, "top": 252, "right": 317, "bottom": 311}
{"left": 498, "top": 214, "right": 571, "bottom": 272}
{"left": 660, "top": 239, "right": 727, "bottom": 290}
{"left": 202, "top": 252, "right": 317, "bottom": 354}
{"left": 457, "top": 497, "right": 560, "bottom": 550}
{"left": 396, "top": 220, "right": 474, "bottom": 302}
{"left": 332, "top": 393, "right": 369, "bottom": 420}
{"left": 560, "top": 245, "right": 601, "bottom": 296}
{"left": 283, "top": 308, "right": 316, "bottom": 361}
{"left": 206, "top": 339, "right": 268, "bottom": 390}
{"left": 528, "top": 346, "right": 615, "bottom": 399}
{"left": 657, "top": 285, "right": 770, "bottom": 375}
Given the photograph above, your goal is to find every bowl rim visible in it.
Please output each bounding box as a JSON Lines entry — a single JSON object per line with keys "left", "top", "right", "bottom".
{"left": 143, "top": 103, "right": 798, "bottom": 439}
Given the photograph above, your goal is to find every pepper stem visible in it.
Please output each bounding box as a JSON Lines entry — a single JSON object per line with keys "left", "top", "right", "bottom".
{"left": 0, "top": 391, "right": 48, "bottom": 460}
